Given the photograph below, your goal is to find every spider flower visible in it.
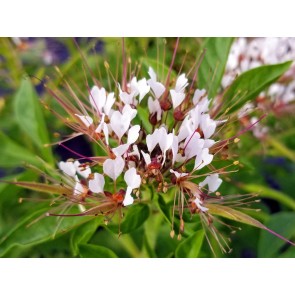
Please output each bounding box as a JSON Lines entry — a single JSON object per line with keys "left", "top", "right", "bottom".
{"left": 14, "top": 39, "right": 295, "bottom": 255}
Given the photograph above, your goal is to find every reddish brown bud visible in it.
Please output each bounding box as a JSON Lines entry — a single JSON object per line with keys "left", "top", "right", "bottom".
{"left": 173, "top": 108, "right": 185, "bottom": 121}
{"left": 160, "top": 98, "right": 172, "bottom": 111}
{"left": 149, "top": 113, "right": 158, "bottom": 125}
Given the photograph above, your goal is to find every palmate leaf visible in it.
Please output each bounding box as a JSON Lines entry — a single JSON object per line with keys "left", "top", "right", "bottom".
{"left": 206, "top": 203, "right": 295, "bottom": 248}
{"left": 219, "top": 61, "right": 292, "bottom": 115}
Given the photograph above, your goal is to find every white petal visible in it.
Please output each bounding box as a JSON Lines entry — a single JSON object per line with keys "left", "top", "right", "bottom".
{"left": 123, "top": 186, "right": 134, "bottom": 206}
{"left": 141, "top": 151, "right": 151, "bottom": 165}
{"left": 184, "top": 132, "right": 204, "bottom": 160}
{"left": 194, "top": 148, "right": 213, "bottom": 170}
{"left": 147, "top": 68, "right": 165, "bottom": 99}
{"left": 127, "top": 125, "right": 140, "bottom": 144}
{"left": 104, "top": 92, "right": 115, "bottom": 116}
{"left": 74, "top": 161, "right": 91, "bottom": 178}
{"left": 124, "top": 167, "right": 141, "bottom": 189}
{"left": 200, "top": 114, "right": 216, "bottom": 138}
{"left": 194, "top": 197, "right": 209, "bottom": 212}
{"left": 171, "top": 134, "right": 179, "bottom": 164}
{"left": 112, "top": 143, "right": 129, "bottom": 157}
{"left": 110, "top": 111, "right": 131, "bottom": 141}
{"left": 148, "top": 96, "right": 162, "bottom": 121}
{"left": 59, "top": 161, "right": 76, "bottom": 177}
{"left": 137, "top": 78, "right": 150, "bottom": 102}
{"left": 122, "top": 104, "right": 137, "bottom": 120}
{"left": 103, "top": 157, "right": 125, "bottom": 181}
{"left": 146, "top": 128, "right": 160, "bottom": 153}
{"left": 88, "top": 173, "right": 105, "bottom": 193}
{"left": 175, "top": 74, "right": 188, "bottom": 92}
{"left": 75, "top": 114, "right": 93, "bottom": 128}
{"left": 73, "top": 176, "right": 85, "bottom": 196}
{"left": 193, "top": 89, "right": 206, "bottom": 105}
{"left": 89, "top": 86, "right": 106, "bottom": 113}
{"left": 170, "top": 169, "right": 188, "bottom": 179}
{"left": 170, "top": 90, "right": 186, "bottom": 109}
{"left": 118, "top": 84, "right": 135, "bottom": 105}
{"left": 199, "top": 174, "right": 222, "bottom": 192}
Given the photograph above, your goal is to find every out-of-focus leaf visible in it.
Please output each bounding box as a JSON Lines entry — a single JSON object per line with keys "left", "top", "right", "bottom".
{"left": 0, "top": 208, "right": 93, "bottom": 257}
{"left": 108, "top": 203, "right": 150, "bottom": 234}
{"left": 267, "top": 137, "right": 295, "bottom": 162}
{"left": 220, "top": 61, "right": 292, "bottom": 115}
{"left": 79, "top": 244, "right": 117, "bottom": 258}
{"left": 14, "top": 77, "right": 53, "bottom": 163}
{"left": 175, "top": 229, "right": 204, "bottom": 258}
{"left": 258, "top": 213, "right": 295, "bottom": 258}
{"left": 0, "top": 132, "right": 40, "bottom": 167}
{"left": 240, "top": 183, "right": 295, "bottom": 210}
{"left": 135, "top": 105, "right": 152, "bottom": 134}
{"left": 70, "top": 218, "right": 103, "bottom": 256}
{"left": 198, "top": 37, "right": 234, "bottom": 98}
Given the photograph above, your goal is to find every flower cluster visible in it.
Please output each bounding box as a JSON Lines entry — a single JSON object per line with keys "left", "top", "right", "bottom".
{"left": 41, "top": 56, "right": 240, "bottom": 248}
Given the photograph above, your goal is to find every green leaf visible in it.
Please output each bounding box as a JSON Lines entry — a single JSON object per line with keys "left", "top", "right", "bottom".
{"left": 108, "top": 203, "right": 150, "bottom": 234}
{"left": 70, "top": 218, "right": 103, "bottom": 256}
{"left": 0, "top": 208, "right": 94, "bottom": 257}
{"left": 14, "top": 77, "right": 53, "bottom": 163}
{"left": 258, "top": 212, "right": 295, "bottom": 258}
{"left": 221, "top": 61, "right": 292, "bottom": 115}
{"left": 175, "top": 229, "right": 204, "bottom": 258}
{"left": 0, "top": 131, "right": 41, "bottom": 167}
{"left": 240, "top": 183, "right": 295, "bottom": 211}
{"left": 267, "top": 137, "right": 295, "bottom": 162}
{"left": 198, "top": 37, "right": 234, "bottom": 98}
{"left": 79, "top": 244, "right": 117, "bottom": 258}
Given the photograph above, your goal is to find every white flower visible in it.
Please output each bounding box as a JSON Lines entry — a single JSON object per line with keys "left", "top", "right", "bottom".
{"left": 170, "top": 74, "right": 188, "bottom": 109}
{"left": 170, "top": 169, "right": 188, "bottom": 179}
{"left": 118, "top": 83, "right": 136, "bottom": 105}
{"left": 147, "top": 67, "right": 165, "bottom": 99}
{"left": 89, "top": 86, "right": 115, "bottom": 116}
{"left": 199, "top": 174, "right": 222, "bottom": 192}
{"left": 193, "top": 197, "right": 209, "bottom": 212}
{"left": 112, "top": 125, "right": 140, "bottom": 157}
{"left": 194, "top": 148, "right": 213, "bottom": 170}
{"left": 200, "top": 114, "right": 217, "bottom": 139}
{"left": 110, "top": 106, "right": 137, "bottom": 141}
{"left": 146, "top": 127, "right": 173, "bottom": 164}
{"left": 123, "top": 167, "right": 141, "bottom": 206}
{"left": 148, "top": 96, "right": 162, "bottom": 121}
{"left": 95, "top": 114, "right": 110, "bottom": 145}
{"left": 193, "top": 89, "right": 206, "bottom": 105}
{"left": 88, "top": 173, "right": 105, "bottom": 193}
{"left": 184, "top": 132, "right": 204, "bottom": 160}
{"left": 59, "top": 160, "right": 91, "bottom": 179}
{"left": 73, "top": 176, "right": 85, "bottom": 196}
{"left": 130, "top": 77, "right": 150, "bottom": 103}
{"left": 59, "top": 161, "right": 76, "bottom": 177}
{"left": 103, "top": 156, "right": 125, "bottom": 181}
{"left": 74, "top": 161, "right": 91, "bottom": 178}
{"left": 141, "top": 151, "right": 151, "bottom": 166}
{"left": 75, "top": 114, "right": 93, "bottom": 128}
